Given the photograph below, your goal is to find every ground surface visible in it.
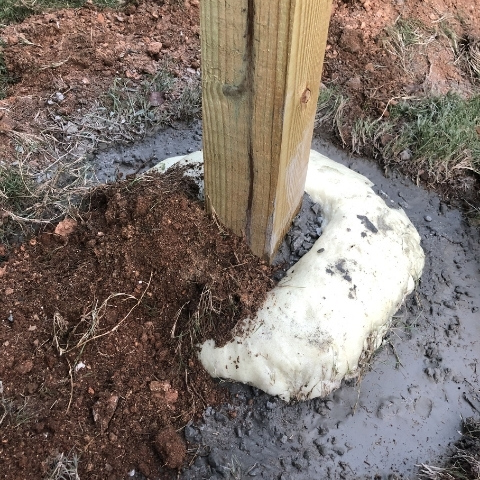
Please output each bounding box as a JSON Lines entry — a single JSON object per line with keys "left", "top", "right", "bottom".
{"left": 0, "top": 0, "right": 479, "bottom": 479}
{"left": 0, "top": 169, "right": 274, "bottom": 479}
{"left": 0, "top": 0, "right": 479, "bottom": 198}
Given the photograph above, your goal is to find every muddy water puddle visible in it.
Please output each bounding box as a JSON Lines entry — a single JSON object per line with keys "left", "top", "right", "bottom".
{"left": 93, "top": 129, "right": 480, "bottom": 479}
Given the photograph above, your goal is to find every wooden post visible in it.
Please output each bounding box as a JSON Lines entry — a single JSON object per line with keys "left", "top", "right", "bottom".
{"left": 201, "top": 0, "right": 332, "bottom": 262}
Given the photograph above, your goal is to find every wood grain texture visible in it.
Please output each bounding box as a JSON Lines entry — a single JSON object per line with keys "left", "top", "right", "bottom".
{"left": 201, "top": 0, "right": 332, "bottom": 262}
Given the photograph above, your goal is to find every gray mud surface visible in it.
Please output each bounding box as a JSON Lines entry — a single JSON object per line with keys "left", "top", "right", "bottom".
{"left": 93, "top": 129, "right": 479, "bottom": 480}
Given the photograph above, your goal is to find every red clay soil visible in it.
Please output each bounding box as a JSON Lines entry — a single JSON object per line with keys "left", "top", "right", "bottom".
{"left": 0, "top": 0, "right": 479, "bottom": 197}
{"left": 0, "top": 170, "right": 274, "bottom": 479}
{"left": 1, "top": 0, "right": 479, "bottom": 143}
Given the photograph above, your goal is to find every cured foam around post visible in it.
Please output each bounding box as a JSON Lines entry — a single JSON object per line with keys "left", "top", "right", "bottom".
{"left": 154, "top": 150, "right": 425, "bottom": 401}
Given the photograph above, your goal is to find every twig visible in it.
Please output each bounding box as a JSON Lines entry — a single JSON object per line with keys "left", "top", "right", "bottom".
{"left": 2, "top": 209, "right": 51, "bottom": 224}
{"left": 65, "top": 357, "right": 74, "bottom": 414}
{"left": 72, "top": 272, "right": 153, "bottom": 350}
{"left": 171, "top": 301, "right": 189, "bottom": 338}
{"left": 388, "top": 341, "right": 404, "bottom": 369}
{"left": 376, "top": 95, "right": 417, "bottom": 121}
{"left": 39, "top": 57, "right": 70, "bottom": 71}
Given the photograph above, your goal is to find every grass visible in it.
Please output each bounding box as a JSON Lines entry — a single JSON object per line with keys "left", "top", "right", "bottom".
{"left": 314, "top": 85, "right": 349, "bottom": 143}
{"left": 0, "top": 395, "right": 35, "bottom": 428}
{"left": 352, "top": 92, "right": 480, "bottom": 182}
{"left": 0, "top": 0, "right": 126, "bottom": 26}
{"left": 0, "top": 132, "right": 94, "bottom": 246}
{"left": 435, "top": 18, "right": 480, "bottom": 82}
{"left": 0, "top": 163, "right": 34, "bottom": 210}
{"left": 45, "top": 451, "right": 80, "bottom": 480}
{"left": 0, "top": 42, "right": 16, "bottom": 100}
{"left": 172, "top": 286, "right": 221, "bottom": 374}
{"left": 418, "top": 417, "right": 480, "bottom": 479}
{"left": 170, "top": 80, "right": 202, "bottom": 123}
{"left": 50, "top": 67, "right": 201, "bottom": 151}
{"left": 383, "top": 18, "right": 435, "bottom": 72}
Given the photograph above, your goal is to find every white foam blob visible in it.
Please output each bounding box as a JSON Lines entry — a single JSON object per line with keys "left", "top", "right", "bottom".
{"left": 154, "top": 150, "right": 425, "bottom": 401}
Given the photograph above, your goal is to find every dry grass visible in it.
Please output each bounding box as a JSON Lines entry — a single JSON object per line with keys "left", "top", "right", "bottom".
{"left": 52, "top": 274, "right": 152, "bottom": 358}
{"left": 47, "top": 69, "right": 201, "bottom": 150}
{"left": 0, "top": 395, "right": 34, "bottom": 428}
{"left": 383, "top": 18, "right": 435, "bottom": 73}
{"left": 315, "top": 85, "right": 349, "bottom": 143}
{"left": 44, "top": 451, "right": 81, "bottom": 480}
{"left": 0, "top": 132, "right": 95, "bottom": 245}
{"left": 418, "top": 417, "right": 480, "bottom": 480}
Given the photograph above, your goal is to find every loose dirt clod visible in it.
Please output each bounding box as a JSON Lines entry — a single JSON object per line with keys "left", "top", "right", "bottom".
{"left": 154, "top": 427, "right": 187, "bottom": 470}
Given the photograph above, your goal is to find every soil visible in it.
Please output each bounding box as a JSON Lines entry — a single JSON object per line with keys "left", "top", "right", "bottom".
{"left": 0, "top": 0, "right": 479, "bottom": 197}
{"left": 0, "top": 1, "right": 479, "bottom": 479}
{"left": 0, "top": 169, "right": 274, "bottom": 479}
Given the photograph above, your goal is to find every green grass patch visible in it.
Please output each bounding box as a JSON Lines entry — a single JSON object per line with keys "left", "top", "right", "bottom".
{"left": 352, "top": 93, "right": 480, "bottom": 182}
{"left": 0, "top": 0, "right": 126, "bottom": 26}
{"left": 0, "top": 164, "right": 34, "bottom": 211}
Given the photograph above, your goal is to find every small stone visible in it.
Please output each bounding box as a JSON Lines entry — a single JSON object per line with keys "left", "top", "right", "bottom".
{"left": 185, "top": 424, "right": 202, "bottom": 443}
{"left": 207, "top": 451, "right": 224, "bottom": 469}
{"left": 334, "top": 447, "right": 346, "bottom": 456}
{"left": 266, "top": 401, "right": 276, "bottom": 410}
{"left": 311, "top": 204, "right": 321, "bottom": 215}
{"left": 54, "top": 218, "right": 77, "bottom": 237}
{"left": 289, "top": 234, "right": 305, "bottom": 252}
{"left": 214, "top": 412, "right": 228, "bottom": 424}
{"left": 149, "top": 380, "right": 170, "bottom": 392}
{"left": 302, "top": 241, "right": 314, "bottom": 250}
{"left": 27, "top": 382, "right": 38, "bottom": 394}
{"left": 443, "top": 300, "right": 457, "bottom": 310}
{"left": 424, "top": 215, "right": 432, "bottom": 222}
{"left": 54, "top": 92, "right": 65, "bottom": 103}
{"left": 399, "top": 149, "right": 412, "bottom": 161}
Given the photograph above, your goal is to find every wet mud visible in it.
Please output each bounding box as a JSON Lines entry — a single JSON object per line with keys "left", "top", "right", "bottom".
{"left": 93, "top": 128, "right": 479, "bottom": 479}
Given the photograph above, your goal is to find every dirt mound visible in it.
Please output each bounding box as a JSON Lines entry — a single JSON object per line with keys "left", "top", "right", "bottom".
{"left": 0, "top": 170, "right": 274, "bottom": 479}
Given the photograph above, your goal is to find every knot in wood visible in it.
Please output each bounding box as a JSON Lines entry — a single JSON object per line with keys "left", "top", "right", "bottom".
{"left": 301, "top": 88, "right": 312, "bottom": 104}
